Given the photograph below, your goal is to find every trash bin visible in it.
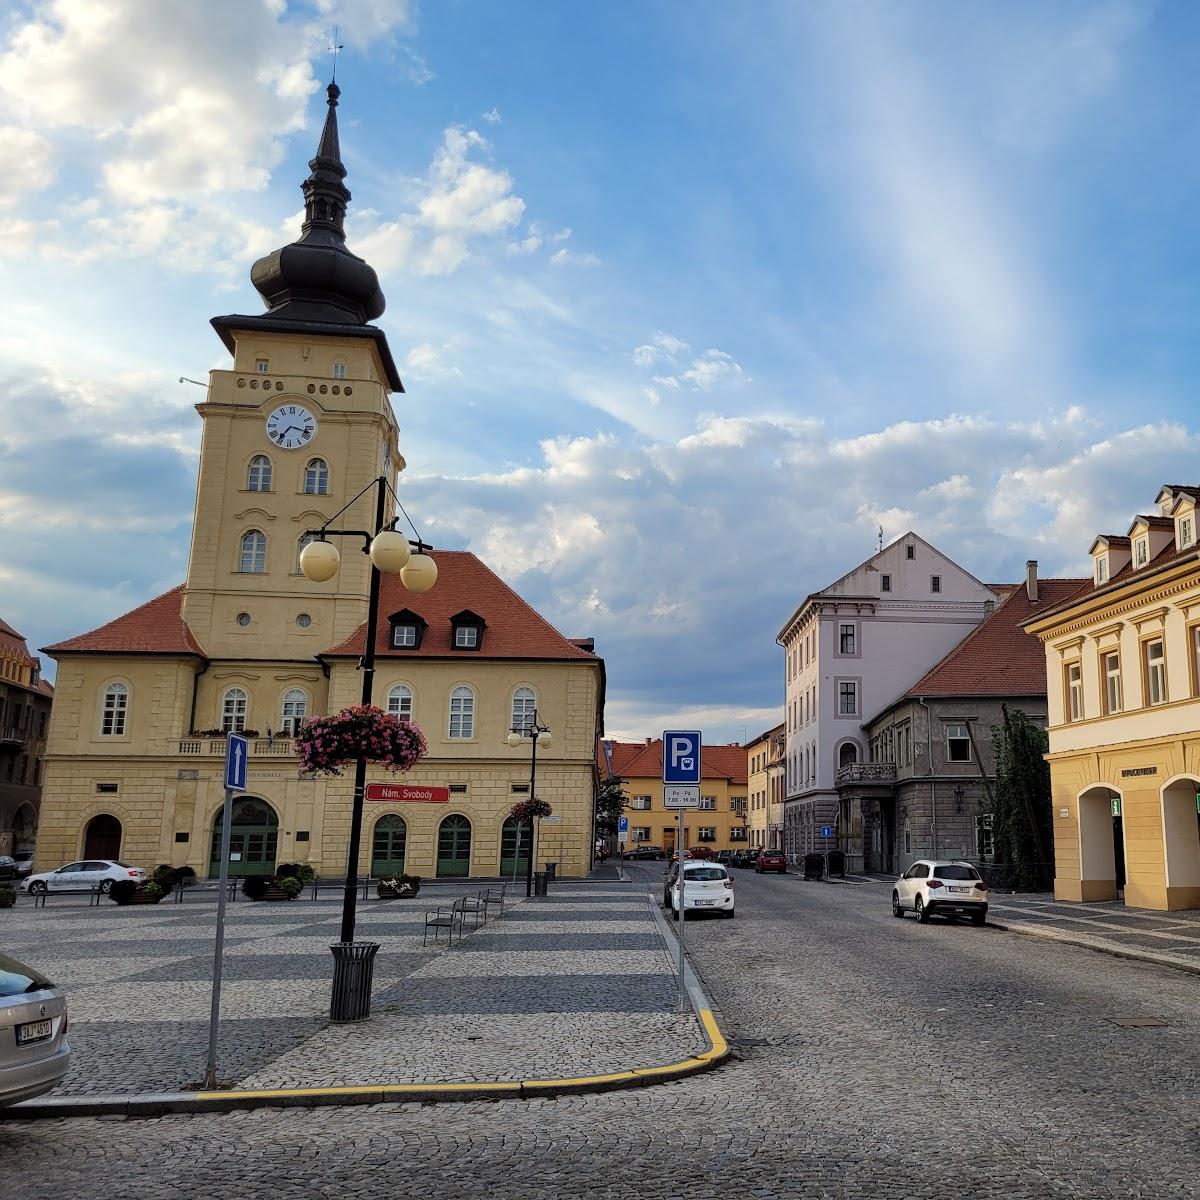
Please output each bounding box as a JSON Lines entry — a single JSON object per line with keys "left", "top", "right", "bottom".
{"left": 825, "top": 849, "right": 846, "bottom": 878}
{"left": 802, "top": 853, "right": 825, "bottom": 882}
{"left": 545, "top": 862, "right": 557, "bottom": 881}
{"left": 329, "top": 941, "right": 380, "bottom": 1022}
{"left": 533, "top": 871, "right": 548, "bottom": 897}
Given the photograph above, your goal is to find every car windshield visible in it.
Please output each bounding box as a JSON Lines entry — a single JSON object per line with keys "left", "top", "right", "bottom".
{"left": 936, "top": 864, "right": 981, "bottom": 880}
{"left": 0, "top": 954, "right": 54, "bottom": 997}
{"left": 685, "top": 867, "right": 727, "bottom": 881}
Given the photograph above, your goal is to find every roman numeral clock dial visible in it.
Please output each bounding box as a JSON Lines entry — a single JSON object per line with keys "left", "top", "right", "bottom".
{"left": 265, "top": 405, "right": 318, "bottom": 450}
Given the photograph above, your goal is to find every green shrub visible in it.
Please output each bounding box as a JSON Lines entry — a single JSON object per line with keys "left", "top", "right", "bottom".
{"left": 151, "top": 865, "right": 176, "bottom": 894}
{"left": 275, "top": 862, "right": 316, "bottom": 884}
{"left": 242, "top": 875, "right": 268, "bottom": 900}
{"left": 141, "top": 881, "right": 163, "bottom": 900}
{"left": 109, "top": 879, "right": 139, "bottom": 904}
{"left": 276, "top": 876, "right": 303, "bottom": 899}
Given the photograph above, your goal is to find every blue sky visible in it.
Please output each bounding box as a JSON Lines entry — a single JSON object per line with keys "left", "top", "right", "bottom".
{"left": 1, "top": 0, "right": 1198, "bottom": 741}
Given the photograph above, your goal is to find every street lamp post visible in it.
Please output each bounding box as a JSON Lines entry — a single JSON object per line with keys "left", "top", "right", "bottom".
{"left": 299, "top": 474, "right": 436, "bottom": 1016}
{"left": 507, "top": 709, "right": 552, "bottom": 897}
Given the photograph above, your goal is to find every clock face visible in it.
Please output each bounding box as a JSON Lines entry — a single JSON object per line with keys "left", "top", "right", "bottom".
{"left": 265, "top": 405, "right": 317, "bottom": 450}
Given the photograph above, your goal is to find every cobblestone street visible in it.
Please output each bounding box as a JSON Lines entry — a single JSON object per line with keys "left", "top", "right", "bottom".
{"left": 5, "top": 866, "right": 1200, "bottom": 1198}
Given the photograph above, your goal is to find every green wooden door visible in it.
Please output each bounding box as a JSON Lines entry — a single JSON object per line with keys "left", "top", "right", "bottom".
{"left": 210, "top": 797, "right": 279, "bottom": 878}
{"left": 371, "top": 815, "right": 407, "bottom": 877}
{"left": 437, "top": 814, "right": 472, "bottom": 877}
{"left": 499, "top": 817, "right": 531, "bottom": 879}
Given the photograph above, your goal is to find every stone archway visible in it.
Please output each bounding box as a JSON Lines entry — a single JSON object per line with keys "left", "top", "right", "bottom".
{"left": 1075, "top": 786, "right": 1120, "bottom": 902}
{"left": 437, "top": 814, "right": 472, "bottom": 878}
{"left": 1161, "top": 776, "right": 1200, "bottom": 910}
{"left": 371, "top": 814, "right": 407, "bottom": 877}
{"left": 83, "top": 813, "right": 122, "bottom": 860}
{"left": 210, "top": 796, "right": 279, "bottom": 878}
{"left": 11, "top": 802, "right": 37, "bottom": 850}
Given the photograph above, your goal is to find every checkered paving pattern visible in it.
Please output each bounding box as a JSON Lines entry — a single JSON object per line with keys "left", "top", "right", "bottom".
{"left": 2, "top": 881, "right": 705, "bottom": 1094}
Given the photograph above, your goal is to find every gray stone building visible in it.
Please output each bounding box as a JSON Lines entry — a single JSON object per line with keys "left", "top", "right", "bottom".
{"left": 0, "top": 619, "right": 53, "bottom": 856}
{"left": 836, "top": 566, "right": 1083, "bottom": 874}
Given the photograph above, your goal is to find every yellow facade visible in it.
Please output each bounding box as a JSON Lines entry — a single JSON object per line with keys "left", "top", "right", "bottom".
{"left": 1027, "top": 495, "right": 1200, "bottom": 911}
{"left": 745, "top": 723, "right": 784, "bottom": 850}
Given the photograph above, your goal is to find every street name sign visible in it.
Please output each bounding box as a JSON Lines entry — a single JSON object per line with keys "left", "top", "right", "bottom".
{"left": 225, "top": 733, "right": 248, "bottom": 792}
{"left": 364, "top": 784, "right": 449, "bottom": 803}
{"left": 663, "top": 730, "right": 701, "bottom": 784}
{"left": 664, "top": 784, "right": 702, "bottom": 809}
{"left": 541, "top": 814, "right": 563, "bottom": 823}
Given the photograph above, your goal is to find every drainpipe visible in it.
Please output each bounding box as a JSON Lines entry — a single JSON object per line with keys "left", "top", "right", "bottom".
{"left": 187, "top": 659, "right": 210, "bottom": 735}
{"left": 918, "top": 696, "right": 936, "bottom": 858}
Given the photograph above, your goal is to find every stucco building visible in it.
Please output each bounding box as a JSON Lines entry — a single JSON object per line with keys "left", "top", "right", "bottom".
{"left": 0, "top": 620, "right": 53, "bottom": 857}
{"left": 597, "top": 738, "right": 748, "bottom": 855}
{"left": 746, "top": 723, "right": 784, "bottom": 850}
{"left": 776, "top": 534, "right": 999, "bottom": 865}
{"left": 37, "top": 85, "right": 604, "bottom": 882}
{"left": 841, "top": 565, "right": 1079, "bottom": 874}
{"left": 1025, "top": 484, "right": 1200, "bottom": 911}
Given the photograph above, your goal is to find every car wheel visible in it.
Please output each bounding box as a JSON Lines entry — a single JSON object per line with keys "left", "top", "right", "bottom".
{"left": 99, "top": 879, "right": 113, "bottom": 894}
{"left": 971, "top": 911, "right": 987, "bottom": 927}
{"left": 725, "top": 909, "right": 735, "bottom": 919}
{"left": 29, "top": 880, "right": 46, "bottom": 895}
{"left": 891, "top": 891, "right": 904, "bottom": 918}
{"left": 914, "top": 895, "right": 930, "bottom": 924}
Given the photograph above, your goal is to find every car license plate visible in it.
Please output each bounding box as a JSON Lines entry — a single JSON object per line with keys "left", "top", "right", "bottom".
{"left": 17, "top": 1019, "right": 52, "bottom": 1045}
{"left": 695, "top": 899, "right": 715, "bottom": 906}
{"left": 950, "top": 886, "right": 970, "bottom": 893}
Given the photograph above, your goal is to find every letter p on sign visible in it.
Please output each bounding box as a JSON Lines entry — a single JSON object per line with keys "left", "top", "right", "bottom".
{"left": 663, "top": 730, "right": 701, "bottom": 784}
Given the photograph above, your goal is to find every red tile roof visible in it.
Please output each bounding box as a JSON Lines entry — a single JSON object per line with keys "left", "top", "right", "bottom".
{"left": 324, "top": 551, "right": 596, "bottom": 661}
{"left": 0, "top": 619, "right": 36, "bottom": 667}
{"left": 902, "top": 579, "right": 1088, "bottom": 701}
{"left": 597, "top": 738, "right": 748, "bottom": 785}
{"left": 43, "top": 586, "right": 205, "bottom": 657}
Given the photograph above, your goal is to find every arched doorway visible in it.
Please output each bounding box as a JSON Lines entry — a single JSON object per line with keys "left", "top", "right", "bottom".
{"left": 839, "top": 741, "right": 859, "bottom": 769}
{"left": 499, "top": 816, "right": 531, "bottom": 880}
{"left": 1077, "top": 786, "right": 1120, "bottom": 902}
{"left": 12, "top": 802, "right": 37, "bottom": 850}
{"left": 371, "top": 814, "right": 407, "bottom": 878}
{"left": 83, "top": 813, "right": 122, "bottom": 860}
{"left": 437, "top": 814, "right": 472, "bottom": 877}
{"left": 1161, "top": 776, "right": 1200, "bottom": 908}
{"left": 210, "top": 796, "right": 278, "bottom": 878}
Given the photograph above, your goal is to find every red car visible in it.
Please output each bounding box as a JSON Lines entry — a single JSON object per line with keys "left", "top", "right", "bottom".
{"left": 686, "top": 845, "right": 714, "bottom": 860}
{"left": 755, "top": 850, "right": 787, "bottom": 873}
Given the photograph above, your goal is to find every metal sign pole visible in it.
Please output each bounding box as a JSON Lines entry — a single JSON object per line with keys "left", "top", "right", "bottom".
{"left": 676, "top": 804, "right": 686, "bottom": 1008}
{"left": 204, "top": 783, "right": 235, "bottom": 1088}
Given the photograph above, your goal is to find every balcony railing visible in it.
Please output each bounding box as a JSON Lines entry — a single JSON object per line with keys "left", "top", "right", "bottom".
{"left": 177, "top": 737, "right": 295, "bottom": 757}
{"left": 835, "top": 762, "right": 897, "bottom": 789}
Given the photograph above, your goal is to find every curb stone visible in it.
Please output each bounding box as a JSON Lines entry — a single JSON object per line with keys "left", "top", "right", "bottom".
{"left": 989, "top": 917, "right": 1200, "bottom": 978}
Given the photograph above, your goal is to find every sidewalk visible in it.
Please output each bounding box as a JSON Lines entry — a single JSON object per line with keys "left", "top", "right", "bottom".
{"left": 3, "top": 880, "right": 719, "bottom": 1115}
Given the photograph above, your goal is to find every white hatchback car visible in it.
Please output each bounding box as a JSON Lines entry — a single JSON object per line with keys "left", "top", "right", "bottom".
{"left": 664, "top": 861, "right": 735, "bottom": 919}
{"left": 21, "top": 859, "right": 146, "bottom": 896}
{"left": 892, "top": 859, "right": 988, "bottom": 925}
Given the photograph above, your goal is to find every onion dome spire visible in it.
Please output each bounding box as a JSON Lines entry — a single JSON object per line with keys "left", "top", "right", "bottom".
{"left": 248, "top": 82, "right": 385, "bottom": 325}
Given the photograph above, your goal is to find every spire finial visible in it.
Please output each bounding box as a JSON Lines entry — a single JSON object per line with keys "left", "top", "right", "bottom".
{"left": 329, "top": 26, "right": 344, "bottom": 82}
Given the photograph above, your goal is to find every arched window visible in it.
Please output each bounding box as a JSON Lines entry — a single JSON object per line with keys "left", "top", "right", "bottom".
{"left": 239, "top": 530, "right": 266, "bottom": 573}
{"left": 296, "top": 532, "right": 319, "bottom": 573}
{"left": 222, "top": 687, "right": 248, "bottom": 733}
{"left": 372, "top": 814, "right": 407, "bottom": 876}
{"left": 280, "top": 689, "right": 307, "bottom": 736}
{"left": 839, "top": 741, "right": 858, "bottom": 768}
{"left": 448, "top": 686, "right": 475, "bottom": 739}
{"left": 303, "top": 458, "right": 329, "bottom": 495}
{"left": 84, "top": 813, "right": 122, "bottom": 860}
{"left": 437, "top": 814, "right": 472, "bottom": 877}
{"left": 511, "top": 686, "right": 536, "bottom": 732}
{"left": 387, "top": 684, "right": 413, "bottom": 720}
{"left": 247, "top": 455, "right": 272, "bottom": 492}
{"left": 100, "top": 682, "right": 129, "bottom": 736}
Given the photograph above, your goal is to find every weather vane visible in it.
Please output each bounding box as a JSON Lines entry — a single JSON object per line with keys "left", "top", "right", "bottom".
{"left": 329, "top": 26, "right": 344, "bottom": 81}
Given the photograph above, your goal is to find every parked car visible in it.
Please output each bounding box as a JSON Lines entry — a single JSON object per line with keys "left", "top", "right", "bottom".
{"left": 0, "top": 953, "right": 70, "bottom": 1106}
{"left": 663, "top": 861, "right": 735, "bottom": 919}
{"left": 686, "top": 845, "right": 714, "bottom": 860}
{"left": 12, "top": 851, "right": 35, "bottom": 878}
{"left": 732, "top": 848, "right": 760, "bottom": 869}
{"left": 623, "top": 844, "right": 665, "bottom": 861}
{"left": 21, "top": 860, "right": 146, "bottom": 896}
{"left": 715, "top": 850, "right": 736, "bottom": 866}
{"left": 0, "top": 856, "right": 17, "bottom": 882}
{"left": 755, "top": 850, "right": 787, "bottom": 874}
{"left": 892, "top": 860, "right": 988, "bottom": 925}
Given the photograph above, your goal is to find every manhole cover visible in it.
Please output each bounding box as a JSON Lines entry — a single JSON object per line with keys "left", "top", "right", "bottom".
{"left": 1107, "top": 1017, "right": 1168, "bottom": 1027}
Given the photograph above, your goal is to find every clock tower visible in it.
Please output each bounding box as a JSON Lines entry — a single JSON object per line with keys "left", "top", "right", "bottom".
{"left": 182, "top": 82, "right": 405, "bottom": 661}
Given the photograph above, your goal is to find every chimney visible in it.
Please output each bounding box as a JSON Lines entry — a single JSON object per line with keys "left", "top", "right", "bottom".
{"left": 645, "top": 737, "right": 652, "bottom": 745}
{"left": 1025, "top": 560, "right": 1038, "bottom": 603}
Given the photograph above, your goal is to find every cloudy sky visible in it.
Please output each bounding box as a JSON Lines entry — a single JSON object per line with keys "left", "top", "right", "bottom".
{"left": 1, "top": 0, "right": 1197, "bottom": 742}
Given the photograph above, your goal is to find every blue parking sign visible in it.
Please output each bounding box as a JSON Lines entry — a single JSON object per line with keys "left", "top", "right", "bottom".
{"left": 225, "top": 733, "right": 248, "bottom": 791}
{"left": 663, "top": 730, "right": 701, "bottom": 784}
{"left": 617, "top": 816, "right": 629, "bottom": 834}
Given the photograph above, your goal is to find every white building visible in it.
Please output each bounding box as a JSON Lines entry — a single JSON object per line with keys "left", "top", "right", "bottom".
{"left": 776, "top": 533, "right": 999, "bottom": 865}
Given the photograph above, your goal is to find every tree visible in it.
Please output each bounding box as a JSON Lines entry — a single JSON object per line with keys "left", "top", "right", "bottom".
{"left": 594, "top": 775, "right": 628, "bottom": 838}
{"left": 989, "top": 705, "right": 1054, "bottom": 892}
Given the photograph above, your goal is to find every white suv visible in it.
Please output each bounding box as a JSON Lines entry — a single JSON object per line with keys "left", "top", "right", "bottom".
{"left": 892, "top": 860, "right": 988, "bottom": 925}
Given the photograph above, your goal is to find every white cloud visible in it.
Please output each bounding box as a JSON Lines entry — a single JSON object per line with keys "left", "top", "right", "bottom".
{"left": 632, "top": 332, "right": 689, "bottom": 368}
{"left": 0, "top": 127, "right": 55, "bottom": 206}
{"left": 507, "top": 235, "right": 541, "bottom": 256}
{"left": 482, "top": 107, "right": 501, "bottom": 125}
{"left": 404, "top": 341, "right": 462, "bottom": 381}
{"left": 549, "top": 246, "right": 599, "bottom": 268}
{"left": 679, "top": 349, "right": 743, "bottom": 390}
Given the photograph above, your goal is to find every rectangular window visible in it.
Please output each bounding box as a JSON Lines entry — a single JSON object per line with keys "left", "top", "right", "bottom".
{"left": 697, "top": 827, "right": 716, "bottom": 841}
{"left": 931, "top": 575, "right": 942, "bottom": 593}
{"left": 838, "top": 681, "right": 858, "bottom": 716}
{"left": 255, "top": 358, "right": 269, "bottom": 373}
{"left": 906, "top": 545, "right": 915, "bottom": 560}
{"left": 449, "top": 691, "right": 475, "bottom": 738}
{"left": 455, "top": 626, "right": 479, "bottom": 648}
{"left": 510, "top": 783, "right": 530, "bottom": 794}
{"left": 392, "top": 625, "right": 417, "bottom": 648}
{"left": 1135, "top": 538, "right": 1148, "bottom": 566}
{"left": 1066, "top": 662, "right": 1083, "bottom": 722}
{"left": 632, "top": 827, "right": 651, "bottom": 841}
{"left": 946, "top": 723, "right": 971, "bottom": 762}
{"left": 1193, "top": 626, "right": 1200, "bottom": 697}
{"left": 881, "top": 574, "right": 892, "bottom": 592}
{"left": 1103, "top": 651, "right": 1122, "bottom": 715}
{"left": 332, "top": 362, "right": 347, "bottom": 379}
{"left": 1145, "top": 639, "right": 1167, "bottom": 706}
{"left": 904, "top": 824, "right": 912, "bottom": 855}
{"left": 95, "top": 782, "right": 119, "bottom": 794}
{"left": 448, "top": 783, "right": 468, "bottom": 794}
{"left": 839, "top": 623, "right": 856, "bottom": 655}
{"left": 699, "top": 795, "right": 716, "bottom": 810}
{"left": 1095, "top": 557, "right": 1108, "bottom": 585}
{"left": 632, "top": 795, "right": 652, "bottom": 810}
{"left": 1182, "top": 517, "right": 1194, "bottom": 548}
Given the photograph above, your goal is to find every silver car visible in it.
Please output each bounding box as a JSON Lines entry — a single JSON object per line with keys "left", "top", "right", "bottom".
{"left": 0, "top": 954, "right": 70, "bottom": 1106}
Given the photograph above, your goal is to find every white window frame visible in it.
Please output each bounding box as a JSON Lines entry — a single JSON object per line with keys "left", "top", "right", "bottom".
{"left": 1066, "top": 662, "right": 1083, "bottom": 722}
{"left": 392, "top": 625, "right": 417, "bottom": 648}
{"left": 1180, "top": 516, "right": 1194, "bottom": 549}
{"left": 1145, "top": 639, "right": 1167, "bottom": 706}
{"left": 455, "top": 626, "right": 479, "bottom": 649}
{"left": 280, "top": 689, "right": 307, "bottom": 736}
{"left": 945, "top": 723, "right": 971, "bottom": 763}
{"left": 448, "top": 685, "right": 475, "bottom": 739}
{"left": 331, "top": 362, "right": 347, "bottom": 380}
{"left": 1103, "top": 651, "right": 1122, "bottom": 715}
{"left": 1095, "top": 556, "right": 1108, "bottom": 585}
{"left": 511, "top": 686, "right": 536, "bottom": 732}
{"left": 100, "top": 682, "right": 129, "bottom": 736}
{"left": 247, "top": 455, "right": 272, "bottom": 492}
{"left": 1135, "top": 538, "right": 1149, "bottom": 567}
{"left": 303, "top": 458, "right": 329, "bottom": 495}
{"left": 296, "top": 533, "right": 319, "bottom": 573}
{"left": 696, "top": 826, "right": 716, "bottom": 841}
{"left": 255, "top": 358, "right": 269, "bottom": 374}
{"left": 239, "top": 530, "right": 266, "bottom": 574}
{"left": 699, "top": 795, "right": 716, "bottom": 811}
{"left": 387, "top": 684, "right": 413, "bottom": 720}
{"left": 222, "top": 688, "right": 248, "bottom": 733}
{"left": 631, "top": 795, "right": 652, "bottom": 811}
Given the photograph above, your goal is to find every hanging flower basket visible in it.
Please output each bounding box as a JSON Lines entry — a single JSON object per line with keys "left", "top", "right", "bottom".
{"left": 509, "top": 797, "right": 553, "bottom": 824}
{"left": 295, "top": 705, "right": 427, "bottom": 777}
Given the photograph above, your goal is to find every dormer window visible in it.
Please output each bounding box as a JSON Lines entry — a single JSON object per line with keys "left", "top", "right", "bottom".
{"left": 1180, "top": 516, "right": 1194, "bottom": 549}
{"left": 1135, "top": 538, "right": 1149, "bottom": 567}
{"left": 1095, "top": 556, "right": 1108, "bottom": 585}
{"left": 387, "top": 609, "right": 427, "bottom": 651}
{"left": 450, "top": 609, "right": 486, "bottom": 652}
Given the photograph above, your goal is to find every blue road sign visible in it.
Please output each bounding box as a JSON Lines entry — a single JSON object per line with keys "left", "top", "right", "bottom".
{"left": 225, "top": 733, "right": 248, "bottom": 791}
{"left": 663, "top": 730, "right": 702, "bottom": 784}
{"left": 617, "top": 816, "right": 629, "bottom": 834}
{"left": 820, "top": 825, "right": 833, "bottom": 839}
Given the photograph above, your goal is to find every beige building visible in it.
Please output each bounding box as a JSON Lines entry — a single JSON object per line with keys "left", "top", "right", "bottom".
{"left": 38, "top": 84, "right": 603, "bottom": 882}
{"left": 746, "top": 723, "right": 784, "bottom": 850}
{"left": 1025, "top": 483, "right": 1200, "bottom": 911}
